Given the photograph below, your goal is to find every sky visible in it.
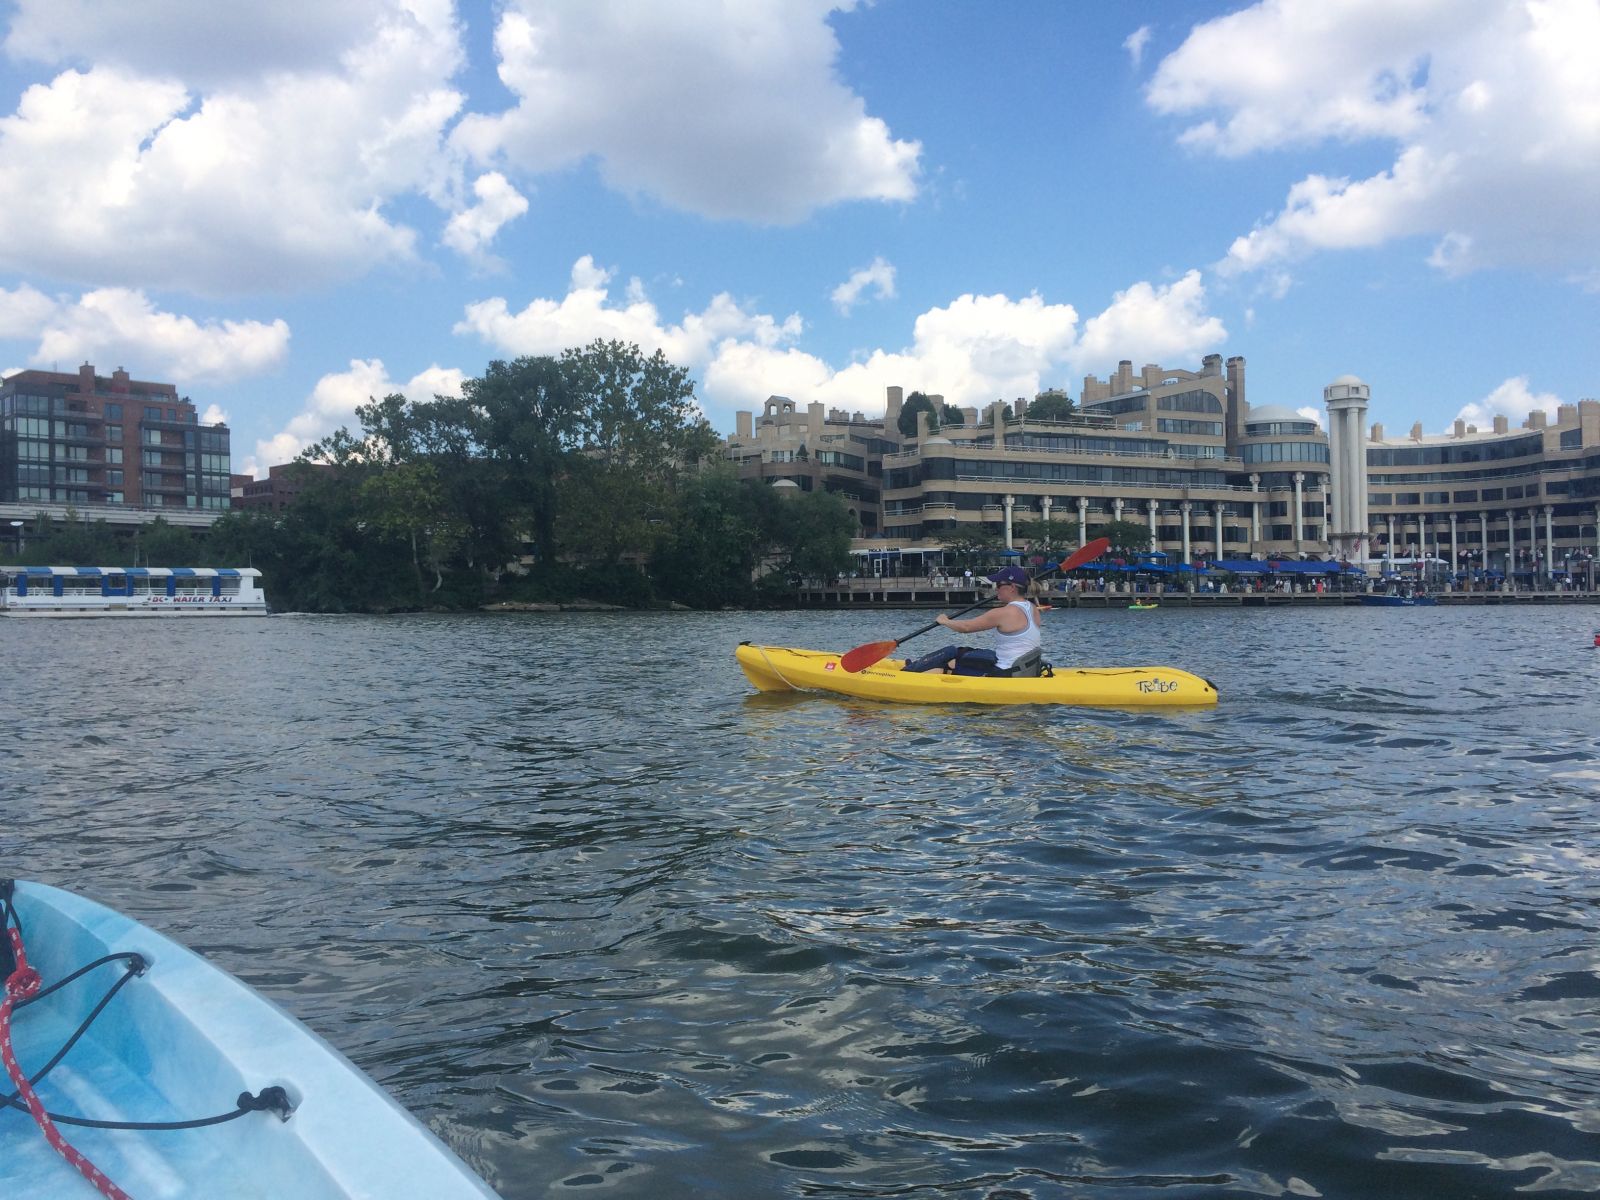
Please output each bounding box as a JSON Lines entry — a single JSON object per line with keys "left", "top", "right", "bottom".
{"left": 1, "top": 0, "right": 1597, "bottom": 477}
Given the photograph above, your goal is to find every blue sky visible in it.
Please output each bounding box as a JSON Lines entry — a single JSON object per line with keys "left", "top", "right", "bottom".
{"left": 1, "top": 0, "right": 1597, "bottom": 475}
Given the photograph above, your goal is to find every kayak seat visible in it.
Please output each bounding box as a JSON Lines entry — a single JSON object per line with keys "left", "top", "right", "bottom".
{"left": 997, "top": 648, "right": 1045, "bottom": 678}
{"left": 901, "top": 647, "right": 1048, "bottom": 678}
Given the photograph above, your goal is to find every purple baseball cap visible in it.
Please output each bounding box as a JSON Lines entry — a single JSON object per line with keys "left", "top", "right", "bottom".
{"left": 987, "top": 566, "right": 1029, "bottom": 587}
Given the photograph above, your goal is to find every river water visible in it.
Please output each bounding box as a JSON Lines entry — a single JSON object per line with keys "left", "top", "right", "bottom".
{"left": 5, "top": 606, "right": 1599, "bottom": 1198}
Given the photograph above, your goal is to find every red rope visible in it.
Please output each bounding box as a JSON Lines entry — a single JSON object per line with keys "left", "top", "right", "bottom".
{"left": 1, "top": 926, "right": 132, "bottom": 1200}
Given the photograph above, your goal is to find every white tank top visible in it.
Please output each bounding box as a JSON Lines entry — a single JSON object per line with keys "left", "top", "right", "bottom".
{"left": 992, "top": 599, "right": 1041, "bottom": 668}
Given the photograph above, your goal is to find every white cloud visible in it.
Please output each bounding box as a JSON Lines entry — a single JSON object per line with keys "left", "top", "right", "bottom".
{"left": 1295, "top": 406, "right": 1323, "bottom": 427}
{"left": 4, "top": 0, "right": 397, "bottom": 87}
{"left": 1147, "top": 0, "right": 1446, "bottom": 155}
{"left": 456, "top": 256, "right": 1227, "bottom": 433}
{"left": 455, "top": 255, "right": 803, "bottom": 381}
{"left": 0, "top": 3, "right": 466, "bottom": 293}
{"left": 451, "top": 0, "right": 921, "bottom": 223}
{"left": 200, "top": 403, "right": 229, "bottom": 425}
{"left": 441, "top": 171, "right": 530, "bottom": 263}
{"left": 1454, "top": 376, "right": 1563, "bottom": 430}
{"left": 0, "top": 284, "right": 56, "bottom": 337}
{"left": 249, "top": 359, "right": 466, "bottom": 475}
{"left": 0, "top": 1, "right": 924, "bottom": 299}
{"left": 831, "top": 257, "right": 897, "bottom": 314}
{"left": 1123, "top": 25, "right": 1152, "bottom": 67}
{"left": 1152, "top": 0, "right": 1600, "bottom": 282}
{"left": 1076, "top": 271, "right": 1227, "bottom": 369}
{"left": 9, "top": 287, "right": 289, "bottom": 382}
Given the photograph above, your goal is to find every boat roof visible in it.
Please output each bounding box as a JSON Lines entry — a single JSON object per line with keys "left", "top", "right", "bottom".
{"left": 11, "top": 566, "right": 261, "bottom": 577}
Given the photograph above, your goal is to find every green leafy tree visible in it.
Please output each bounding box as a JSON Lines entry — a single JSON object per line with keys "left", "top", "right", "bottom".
{"left": 936, "top": 525, "right": 995, "bottom": 569}
{"left": 1092, "top": 519, "right": 1153, "bottom": 554}
{"left": 460, "top": 356, "right": 584, "bottom": 569}
{"left": 939, "top": 405, "right": 965, "bottom": 427}
{"left": 555, "top": 459, "right": 674, "bottom": 569}
{"left": 897, "top": 392, "right": 938, "bottom": 439}
{"left": 1011, "top": 516, "right": 1081, "bottom": 553}
{"left": 358, "top": 462, "right": 465, "bottom": 600}
{"left": 561, "top": 339, "right": 717, "bottom": 478}
{"left": 21, "top": 512, "right": 120, "bottom": 565}
{"left": 135, "top": 518, "right": 199, "bottom": 566}
{"left": 1027, "top": 390, "right": 1077, "bottom": 421}
{"left": 772, "top": 488, "right": 855, "bottom": 581}
{"left": 203, "top": 508, "right": 279, "bottom": 569}
{"left": 651, "top": 467, "right": 772, "bottom": 607}
{"left": 553, "top": 339, "right": 718, "bottom": 571}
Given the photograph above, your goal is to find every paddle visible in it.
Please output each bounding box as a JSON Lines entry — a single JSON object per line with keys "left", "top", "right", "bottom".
{"left": 840, "top": 536, "right": 1112, "bottom": 672}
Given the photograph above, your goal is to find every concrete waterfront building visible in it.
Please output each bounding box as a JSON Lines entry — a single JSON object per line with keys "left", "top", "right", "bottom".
{"left": 724, "top": 357, "right": 1600, "bottom": 585}
{"left": 724, "top": 394, "right": 899, "bottom": 537}
{"left": 877, "top": 355, "right": 1330, "bottom": 560}
{"left": 1355, "top": 390, "right": 1600, "bottom": 586}
{"left": 0, "top": 363, "right": 232, "bottom": 532}
{"left": 727, "top": 356, "right": 1333, "bottom": 563}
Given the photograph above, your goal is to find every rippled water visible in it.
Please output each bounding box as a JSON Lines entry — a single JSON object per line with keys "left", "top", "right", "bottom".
{"left": 6, "top": 606, "right": 1600, "bottom": 1198}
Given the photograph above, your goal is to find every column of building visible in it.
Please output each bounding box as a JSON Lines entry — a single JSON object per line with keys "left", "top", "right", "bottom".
{"left": 1249, "top": 475, "right": 1261, "bottom": 554}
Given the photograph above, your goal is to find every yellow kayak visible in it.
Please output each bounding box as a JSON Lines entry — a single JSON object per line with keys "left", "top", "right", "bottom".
{"left": 736, "top": 644, "right": 1217, "bottom": 708}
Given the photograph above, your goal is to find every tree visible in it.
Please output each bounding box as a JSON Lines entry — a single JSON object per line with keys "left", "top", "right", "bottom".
{"left": 939, "top": 405, "right": 965, "bottom": 427}
{"left": 561, "top": 339, "right": 717, "bottom": 479}
{"left": 651, "top": 468, "right": 772, "bottom": 607}
{"left": 462, "top": 356, "right": 585, "bottom": 570}
{"left": 358, "top": 462, "right": 465, "bottom": 600}
{"left": 1092, "top": 519, "right": 1153, "bottom": 554}
{"left": 1011, "top": 516, "right": 1081, "bottom": 553}
{"left": 771, "top": 488, "right": 855, "bottom": 582}
{"left": 555, "top": 458, "right": 673, "bottom": 568}
{"left": 898, "top": 392, "right": 938, "bottom": 439}
{"left": 20, "top": 512, "right": 120, "bottom": 566}
{"left": 936, "top": 525, "right": 995, "bottom": 569}
{"left": 1028, "top": 390, "right": 1077, "bottom": 421}
{"left": 137, "top": 518, "right": 199, "bottom": 566}
{"left": 203, "top": 508, "right": 279, "bottom": 569}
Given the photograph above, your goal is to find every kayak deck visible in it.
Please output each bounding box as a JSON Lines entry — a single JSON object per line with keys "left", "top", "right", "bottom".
{"left": 2, "top": 881, "right": 497, "bottom": 1199}
{"left": 736, "top": 644, "right": 1217, "bottom": 708}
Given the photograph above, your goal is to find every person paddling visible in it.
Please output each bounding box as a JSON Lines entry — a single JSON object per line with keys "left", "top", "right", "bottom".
{"left": 901, "top": 566, "right": 1043, "bottom": 676}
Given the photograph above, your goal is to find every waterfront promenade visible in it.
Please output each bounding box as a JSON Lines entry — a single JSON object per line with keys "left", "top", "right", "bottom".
{"left": 798, "top": 577, "right": 1600, "bottom": 609}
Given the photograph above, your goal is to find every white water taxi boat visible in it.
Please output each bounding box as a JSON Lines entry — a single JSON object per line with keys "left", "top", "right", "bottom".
{"left": 0, "top": 566, "right": 268, "bottom": 617}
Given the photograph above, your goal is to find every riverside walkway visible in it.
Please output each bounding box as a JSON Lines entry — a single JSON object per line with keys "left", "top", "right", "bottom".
{"left": 796, "top": 579, "right": 1600, "bottom": 609}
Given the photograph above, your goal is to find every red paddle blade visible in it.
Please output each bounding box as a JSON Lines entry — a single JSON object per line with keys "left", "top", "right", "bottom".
{"left": 840, "top": 639, "right": 898, "bottom": 673}
{"left": 1058, "top": 536, "right": 1112, "bottom": 573}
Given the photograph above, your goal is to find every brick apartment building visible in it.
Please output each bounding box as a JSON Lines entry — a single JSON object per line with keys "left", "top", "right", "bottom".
{"left": 0, "top": 363, "right": 232, "bottom": 515}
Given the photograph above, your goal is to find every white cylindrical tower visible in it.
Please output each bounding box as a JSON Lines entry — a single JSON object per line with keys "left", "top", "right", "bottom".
{"left": 1324, "top": 375, "right": 1371, "bottom": 564}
